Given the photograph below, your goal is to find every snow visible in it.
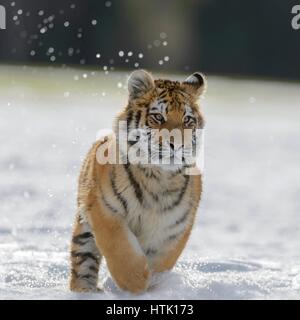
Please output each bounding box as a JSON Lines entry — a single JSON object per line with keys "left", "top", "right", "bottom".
{"left": 0, "top": 65, "right": 300, "bottom": 300}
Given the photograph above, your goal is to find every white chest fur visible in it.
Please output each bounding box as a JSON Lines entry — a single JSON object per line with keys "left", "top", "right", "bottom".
{"left": 122, "top": 168, "right": 193, "bottom": 260}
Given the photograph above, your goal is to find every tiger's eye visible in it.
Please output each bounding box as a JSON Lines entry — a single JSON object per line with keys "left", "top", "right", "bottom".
{"left": 153, "top": 114, "right": 164, "bottom": 122}
{"left": 184, "top": 116, "right": 195, "bottom": 127}
{"left": 184, "top": 116, "right": 191, "bottom": 123}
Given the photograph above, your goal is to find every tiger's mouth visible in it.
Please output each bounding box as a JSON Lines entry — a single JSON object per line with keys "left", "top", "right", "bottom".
{"left": 127, "top": 138, "right": 197, "bottom": 168}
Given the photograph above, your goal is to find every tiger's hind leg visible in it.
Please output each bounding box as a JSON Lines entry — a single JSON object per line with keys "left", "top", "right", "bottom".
{"left": 69, "top": 213, "right": 102, "bottom": 292}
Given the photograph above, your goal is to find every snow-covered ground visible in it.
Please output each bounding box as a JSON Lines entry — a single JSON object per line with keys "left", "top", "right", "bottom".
{"left": 0, "top": 65, "right": 300, "bottom": 300}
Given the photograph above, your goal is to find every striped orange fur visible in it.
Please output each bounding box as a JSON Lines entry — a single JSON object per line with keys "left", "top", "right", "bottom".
{"left": 69, "top": 70, "right": 206, "bottom": 293}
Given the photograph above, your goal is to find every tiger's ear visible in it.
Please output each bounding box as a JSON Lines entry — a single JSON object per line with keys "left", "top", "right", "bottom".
{"left": 182, "top": 72, "right": 206, "bottom": 98}
{"left": 128, "top": 70, "right": 155, "bottom": 99}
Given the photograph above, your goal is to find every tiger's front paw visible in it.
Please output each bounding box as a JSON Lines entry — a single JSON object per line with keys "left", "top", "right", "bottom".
{"left": 107, "top": 254, "right": 150, "bottom": 294}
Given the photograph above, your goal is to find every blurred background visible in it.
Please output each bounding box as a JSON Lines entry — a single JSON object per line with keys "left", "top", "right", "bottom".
{"left": 1, "top": 0, "right": 300, "bottom": 79}
{"left": 1, "top": 0, "right": 300, "bottom": 299}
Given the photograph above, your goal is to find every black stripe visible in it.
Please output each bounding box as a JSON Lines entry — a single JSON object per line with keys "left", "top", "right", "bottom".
{"left": 110, "top": 167, "right": 128, "bottom": 214}
{"left": 175, "top": 210, "right": 190, "bottom": 225}
{"left": 150, "top": 115, "right": 161, "bottom": 125}
{"left": 100, "top": 186, "right": 119, "bottom": 214}
{"left": 72, "top": 232, "right": 93, "bottom": 245}
{"left": 177, "top": 91, "right": 186, "bottom": 100}
{"left": 159, "top": 91, "right": 168, "bottom": 99}
{"left": 162, "top": 186, "right": 182, "bottom": 196}
{"left": 89, "top": 265, "right": 99, "bottom": 273}
{"left": 134, "top": 110, "right": 142, "bottom": 129}
{"left": 163, "top": 175, "right": 190, "bottom": 211}
{"left": 79, "top": 273, "right": 97, "bottom": 280}
{"left": 165, "top": 227, "right": 187, "bottom": 242}
{"left": 71, "top": 251, "right": 99, "bottom": 265}
{"left": 146, "top": 248, "right": 157, "bottom": 256}
{"left": 169, "top": 209, "right": 190, "bottom": 229}
{"left": 123, "top": 164, "right": 143, "bottom": 205}
{"left": 137, "top": 165, "right": 159, "bottom": 180}
{"left": 126, "top": 109, "right": 134, "bottom": 132}
{"left": 167, "top": 232, "right": 182, "bottom": 242}
{"left": 102, "top": 194, "right": 119, "bottom": 213}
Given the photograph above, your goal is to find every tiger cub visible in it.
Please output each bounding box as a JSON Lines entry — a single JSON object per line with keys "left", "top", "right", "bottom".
{"left": 70, "top": 70, "right": 206, "bottom": 293}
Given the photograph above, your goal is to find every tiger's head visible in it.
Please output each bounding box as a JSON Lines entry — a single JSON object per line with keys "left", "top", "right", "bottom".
{"left": 115, "top": 70, "right": 206, "bottom": 171}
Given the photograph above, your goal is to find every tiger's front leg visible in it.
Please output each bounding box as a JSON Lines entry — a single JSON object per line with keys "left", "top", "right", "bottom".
{"left": 152, "top": 223, "right": 194, "bottom": 273}
{"left": 86, "top": 199, "right": 150, "bottom": 293}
